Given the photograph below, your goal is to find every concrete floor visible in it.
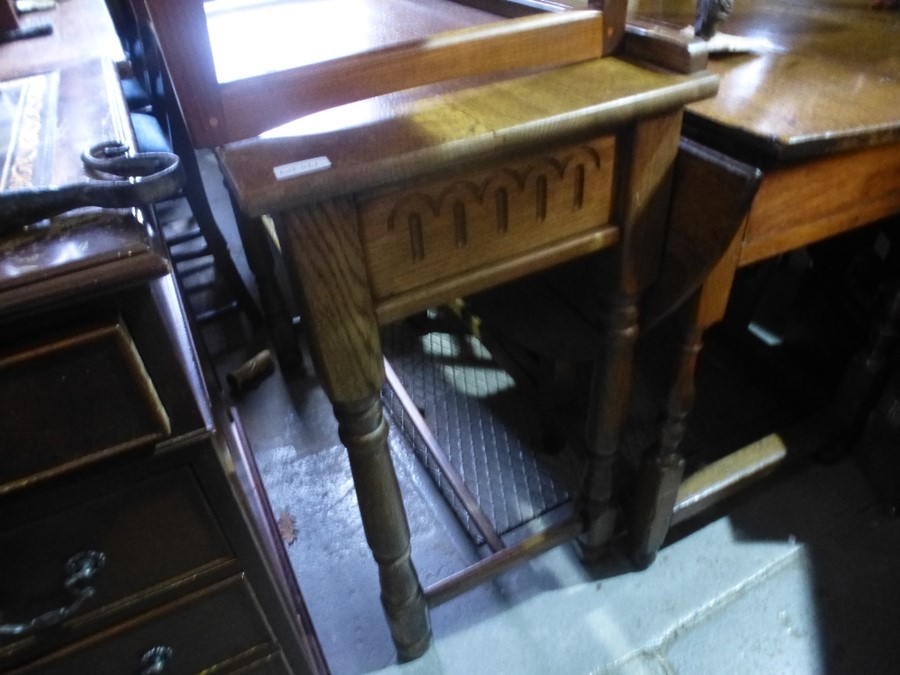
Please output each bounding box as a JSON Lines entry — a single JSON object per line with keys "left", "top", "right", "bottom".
{"left": 224, "top": 346, "right": 900, "bottom": 675}
{"left": 186, "top": 149, "right": 900, "bottom": 675}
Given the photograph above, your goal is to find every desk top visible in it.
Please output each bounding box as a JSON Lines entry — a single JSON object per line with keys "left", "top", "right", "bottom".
{"left": 631, "top": 0, "right": 900, "bottom": 161}
{"left": 218, "top": 56, "right": 718, "bottom": 217}
{"left": 0, "top": 58, "right": 167, "bottom": 320}
{"left": 0, "top": 0, "right": 125, "bottom": 81}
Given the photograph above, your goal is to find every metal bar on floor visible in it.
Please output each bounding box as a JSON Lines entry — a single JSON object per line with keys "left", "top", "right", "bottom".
{"left": 383, "top": 357, "right": 507, "bottom": 553}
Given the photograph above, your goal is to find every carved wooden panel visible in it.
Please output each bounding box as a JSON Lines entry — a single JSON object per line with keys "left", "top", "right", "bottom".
{"left": 358, "top": 136, "right": 616, "bottom": 302}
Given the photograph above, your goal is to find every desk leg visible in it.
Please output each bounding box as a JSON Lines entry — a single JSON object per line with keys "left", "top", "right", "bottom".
{"left": 274, "top": 200, "right": 431, "bottom": 661}
{"left": 578, "top": 289, "right": 639, "bottom": 561}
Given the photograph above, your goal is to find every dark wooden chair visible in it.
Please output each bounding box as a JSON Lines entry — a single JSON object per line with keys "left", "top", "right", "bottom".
{"left": 114, "top": 0, "right": 263, "bottom": 336}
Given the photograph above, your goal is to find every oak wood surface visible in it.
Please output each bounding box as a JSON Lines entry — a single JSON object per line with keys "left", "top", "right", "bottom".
{"left": 0, "top": 0, "right": 125, "bottom": 81}
{"left": 218, "top": 58, "right": 718, "bottom": 217}
{"left": 741, "top": 143, "right": 900, "bottom": 265}
{"left": 631, "top": 0, "right": 900, "bottom": 160}
{"left": 630, "top": 0, "right": 900, "bottom": 325}
{"left": 204, "top": 0, "right": 513, "bottom": 83}
{"left": 146, "top": 0, "right": 607, "bottom": 148}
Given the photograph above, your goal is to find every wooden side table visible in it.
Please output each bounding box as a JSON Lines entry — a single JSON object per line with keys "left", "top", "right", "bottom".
{"left": 218, "top": 55, "right": 717, "bottom": 659}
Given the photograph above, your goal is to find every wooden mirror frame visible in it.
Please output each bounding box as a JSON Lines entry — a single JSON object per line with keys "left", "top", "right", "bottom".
{"left": 143, "top": 0, "right": 611, "bottom": 148}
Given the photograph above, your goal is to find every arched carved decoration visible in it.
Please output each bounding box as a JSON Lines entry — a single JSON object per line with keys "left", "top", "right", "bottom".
{"left": 359, "top": 136, "right": 616, "bottom": 301}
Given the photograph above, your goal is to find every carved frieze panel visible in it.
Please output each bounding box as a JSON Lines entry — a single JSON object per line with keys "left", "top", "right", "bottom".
{"left": 358, "top": 136, "right": 616, "bottom": 301}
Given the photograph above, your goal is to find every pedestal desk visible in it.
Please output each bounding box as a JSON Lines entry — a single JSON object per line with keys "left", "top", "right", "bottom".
{"left": 0, "top": 58, "right": 323, "bottom": 674}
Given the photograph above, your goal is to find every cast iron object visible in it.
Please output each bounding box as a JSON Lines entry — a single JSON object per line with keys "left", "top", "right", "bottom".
{"left": 0, "top": 141, "right": 184, "bottom": 235}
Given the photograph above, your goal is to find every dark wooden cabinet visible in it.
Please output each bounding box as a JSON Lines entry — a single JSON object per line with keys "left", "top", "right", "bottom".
{"left": 11, "top": 575, "right": 288, "bottom": 674}
{"left": 0, "top": 249, "right": 319, "bottom": 673}
{"left": 0, "top": 58, "right": 321, "bottom": 674}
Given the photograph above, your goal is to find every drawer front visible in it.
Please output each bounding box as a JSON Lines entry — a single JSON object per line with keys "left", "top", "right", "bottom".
{"left": 12, "top": 575, "right": 279, "bottom": 674}
{"left": 0, "top": 317, "right": 170, "bottom": 493}
{"left": 358, "top": 136, "right": 617, "bottom": 303}
{"left": 741, "top": 142, "right": 900, "bottom": 265}
{"left": 0, "top": 467, "right": 232, "bottom": 659}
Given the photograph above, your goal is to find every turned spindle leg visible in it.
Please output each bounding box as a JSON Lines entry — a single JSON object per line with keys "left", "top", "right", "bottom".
{"left": 334, "top": 396, "right": 431, "bottom": 661}
{"left": 628, "top": 292, "right": 703, "bottom": 568}
{"left": 275, "top": 198, "right": 432, "bottom": 660}
{"left": 578, "top": 291, "right": 640, "bottom": 561}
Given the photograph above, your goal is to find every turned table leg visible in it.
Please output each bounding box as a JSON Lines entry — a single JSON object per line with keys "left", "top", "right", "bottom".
{"left": 628, "top": 290, "right": 703, "bottom": 567}
{"left": 578, "top": 289, "right": 640, "bottom": 561}
{"left": 274, "top": 198, "right": 431, "bottom": 660}
{"left": 577, "top": 111, "right": 683, "bottom": 561}
{"left": 334, "top": 395, "right": 432, "bottom": 660}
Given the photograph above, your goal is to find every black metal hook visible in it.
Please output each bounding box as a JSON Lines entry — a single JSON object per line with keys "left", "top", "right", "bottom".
{"left": 0, "top": 141, "right": 185, "bottom": 236}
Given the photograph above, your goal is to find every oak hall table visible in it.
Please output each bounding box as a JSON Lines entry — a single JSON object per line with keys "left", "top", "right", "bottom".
{"left": 223, "top": 67, "right": 717, "bottom": 662}
{"left": 148, "top": 0, "right": 718, "bottom": 660}
{"left": 0, "top": 0, "right": 125, "bottom": 81}
{"left": 622, "top": 0, "right": 900, "bottom": 564}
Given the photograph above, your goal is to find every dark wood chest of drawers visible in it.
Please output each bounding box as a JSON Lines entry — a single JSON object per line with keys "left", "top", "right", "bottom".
{"left": 0, "top": 59, "right": 322, "bottom": 675}
{"left": 0, "top": 216, "right": 318, "bottom": 673}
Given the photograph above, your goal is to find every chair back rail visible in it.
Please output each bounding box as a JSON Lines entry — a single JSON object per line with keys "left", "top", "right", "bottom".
{"left": 144, "top": 0, "right": 607, "bottom": 148}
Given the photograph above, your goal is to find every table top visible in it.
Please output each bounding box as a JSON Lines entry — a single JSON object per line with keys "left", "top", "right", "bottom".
{"left": 630, "top": 0, "right": 900, "bottom": 161}
{"left": 0, "top": 58, "right": 167, "bottom": 319}
{"left": 0, "top": 0, "right": 125, "bottom": 81}
{"left": 218, "top": 55, "right": 718, "bottom": 217}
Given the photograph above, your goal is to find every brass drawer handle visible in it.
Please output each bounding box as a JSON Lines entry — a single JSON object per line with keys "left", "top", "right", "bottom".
{"left": 0, "top": 550, "right": 106, "bottom": 636}
{"left": 140, "top": 645, "right": 174, "bottom": 674}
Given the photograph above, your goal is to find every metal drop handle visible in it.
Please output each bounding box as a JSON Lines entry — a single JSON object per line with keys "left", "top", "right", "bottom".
{"left": 0, "top": 550, "right": 106, "bottom": 636}
{"left": 140, "top": 645, "right": 174, "bottom": 674}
